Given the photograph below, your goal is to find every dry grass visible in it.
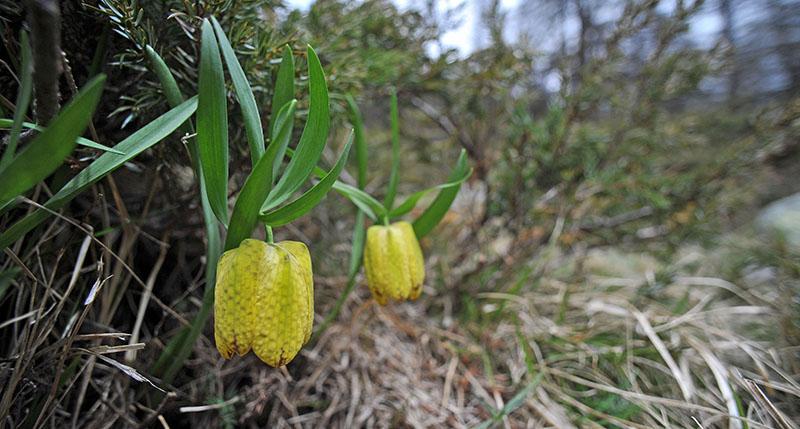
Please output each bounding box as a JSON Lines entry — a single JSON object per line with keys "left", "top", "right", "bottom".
{"left": 1, "top": 197, "right": 798, "bottom": 428}
{"left": 198, "top": 241, "right": 797, "bottom": 428}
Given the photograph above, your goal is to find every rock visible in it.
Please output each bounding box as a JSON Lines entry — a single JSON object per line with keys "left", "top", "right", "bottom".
{"left": 756, "top": 193, "right": 800, "bottom": 252}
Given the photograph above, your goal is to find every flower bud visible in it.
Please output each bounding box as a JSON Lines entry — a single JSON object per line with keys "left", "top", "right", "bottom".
{"left": 363, "top": 221, "right": 425, "bottom": 305}
{"left": 214, "top": 239, "right": 313, "bottom": 367}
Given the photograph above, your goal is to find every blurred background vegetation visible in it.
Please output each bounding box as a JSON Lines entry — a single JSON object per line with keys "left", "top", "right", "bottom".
{"left": 1, "top": 0, "right": 798, "bottom": 427}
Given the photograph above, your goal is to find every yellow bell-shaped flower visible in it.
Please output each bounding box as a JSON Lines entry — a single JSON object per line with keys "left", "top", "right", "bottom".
{"left": 214, "top": 239, "right": 314, "bottom": 367}
{"left": 363, "top": 221, "right": 425, "bottom": 305}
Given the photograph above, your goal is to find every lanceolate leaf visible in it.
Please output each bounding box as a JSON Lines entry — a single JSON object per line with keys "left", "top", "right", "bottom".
{"left": 224, "top": 150, "right": 275, "bottom": 251}
{"left": 331, "top": 182, "right": 385, "bottom": 221}
{"left": 260, "top": 131, "right": 353, "bottom": 227}
{"left": 0, "top": 30, "right": 32, "bottom": 170}
{"left": 270, "top": 45, "right": 295, "bottom": 136}
{"left": 145, "top": 45, "right": 186, "bottom": 113}
{"left": 145, "top": 44, "right": 221, "bottom": 383}
{"left": 144, "top": 41, "right": 220, "bottom": 293}
{"left": 211, "top": 17, "right": 265, "bottom": 164}
{"left": 412, "top": 149, "right": 471, "bottom": 238}
{"left": 0, "top": 97, "right": 197, "bottom": 250}
{"left": 388, "top": 153, "right": 471, "bottom": 219}
{"left": 0, "top": 75, "right": 106, "bottom": 206}
{"left": 0, "top": 120, "right": 124, "bottom": 155}
{"left": 197, "top": 18, "right": 229, "bottom": 225}
{"left": 269, "top": 99, "right": 297, "bottom": 181}
{"left": 282, "top": 146, "right": 385, "bottom": 221}
{"left": 262, "top": 45, "right": 330, "bottom": 211}
{"left": 345, "top": 94, "right": 368, "bottom": 189}
{"left": 383, "top": 88, "right": 400, "bottom": 211}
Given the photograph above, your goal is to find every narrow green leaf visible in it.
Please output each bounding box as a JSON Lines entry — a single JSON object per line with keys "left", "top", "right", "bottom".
{"left": 0, "top": 75, "right": 105, "bottom": 206}
{"left": 224, "top": 154, "right": 275, "bottom": 251}
{"left": 0, "top": 30, "right": 32, "bottom": 169}
{"left": 223, "top": 95, "right": 297, "bottom": 250}
{"left": 0, "top": 120, "right": 124, "bottom": 155}
{"left": 73, "top": 137, "right": 123, "bottom": 155}
{"left": 260, "top": 131, "right": 353, "bottom": 227}
{"left": 348, "top": 212, "right": 366, "bottom": 276}
{"left": 282, "top": 145, "right": 384, "bottom": 221}
{"left": 145, "top": 39, "right": 220, "bottom": 296}
{"left": 269, "top": 99, "right": 297, "bottom": 181}
{"left": 144, "top": 39, "right": 221, "bottom": 328}
{"left": 412, "top": 149, "right": 470, "bottom": 238}
{"left": 197, "top": 18, "right": 229, "bottom": 225}
{"left": 146, "top": 41, "right": 221, "bottom": 385}
{"left": 345, "top": 94, "right": 368, "bottom": 189}
{"left": 262, "top": 45, "right": 330, "bottom": 211}
{"left": 211, "top": 17, "right": 265, "bottom": 164}
{"left": 270, "top": 45, "right": 295, "bottom": 136}
{"left": 144, "top": 45, "right": 185, "bottom": 111}
{"left": 383, "top": 88, "right": 400, "bottom": 210}
{"left": 331, "top": 182, "right": 385, "bottom": 221}
{"left": 388, "top": 158, "right": 471, "bottom": 219}
{"left": 0, "top": 97, "right": 197, "bottom": 250}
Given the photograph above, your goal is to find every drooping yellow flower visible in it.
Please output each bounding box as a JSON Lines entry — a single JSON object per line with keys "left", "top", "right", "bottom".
{"left": 214, "top": 239, "right": 313, "bottom": 367}
{"left": 363, "top": 221, "right": 425, "bottom": 305}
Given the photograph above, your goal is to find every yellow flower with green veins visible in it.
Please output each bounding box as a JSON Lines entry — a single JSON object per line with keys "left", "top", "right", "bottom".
{"left": 214, "top": 239, "right": 313, "bottom": 367}
{"left": 363, "top": 221, "right": 425, "bottom": 305}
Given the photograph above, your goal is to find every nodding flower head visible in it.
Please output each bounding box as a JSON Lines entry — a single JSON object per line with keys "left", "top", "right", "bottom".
{"left": 363, "top": 221, "right": 425, "bottom": 305}
{"left": 214, "top": 239, "right": 313, "bottom": 367}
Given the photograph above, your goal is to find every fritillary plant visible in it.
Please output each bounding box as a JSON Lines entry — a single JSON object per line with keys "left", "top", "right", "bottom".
{"left": 0, "top": 17, "right": 470, "bottom": 371}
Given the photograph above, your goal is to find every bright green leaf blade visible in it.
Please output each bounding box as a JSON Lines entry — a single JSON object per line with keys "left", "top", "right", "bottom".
{"left": 262, "top": 45, "right": 330, "bottom": 211}
{"left": 389, "top": 159, "right": 471, "bottom": 219}
{"left": 0, "top": 75, "right": 105, "bottom": 205}
{"left": 412, "top": 149, "right": 471, "bottom": 238}
{"left": 383, "top": 88, "right": 400, "bottom": 211}
{"left": 282, "top": 145, "right": 384, "bottom": 221}
{"left": 260, "top": 130, "right": 353, "bottom": 227}
{"left": 197, "top": 18, "right": 229, "bottom": 225}
{"left": 73, "top": 136, "right": 124, "bottom": 155}
{"left": 145, "top": 41, "right": 219, "bottom": 279}
{"left": 145, "top": 47, "right": 221, "bottom": 383}
{"left": 224, "top": 151, "right": 275, "bottom": 251}
{"left": 269, "top": 99, "right": 297, "bottom": 181}
{"left": 145, "top": 45, "right": 185, "bottom": 111}
{"left": 331, "top": 182, "right": 384, "bottom": 221}
{"left": 0, "top": 120, "right": 124, "bottom": 155}
{"left": 270, "top": 45, "right": 295, "bottom": 136}
{"left": 211, "top": 17, "right": 265, "bottom": 165}
{"left": 145, "top": 42, "right": 220, "bottom": 288}
{"left": 345, "top": 94, "right": 368, "bottom": 189}
{"left": 0, "top": 97, "right": 197, "bottom": 250}
{"left": 223, "top": 94, "right": 297, "bottom": 250}
{"left": 348, "top": 211, "right": 366, "bottom": 276}
{"left": 0, "top": 30, "right": 32, "bottom": 169}
{"left": 349, "top": 212, "right": 366, "bottom": 272}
